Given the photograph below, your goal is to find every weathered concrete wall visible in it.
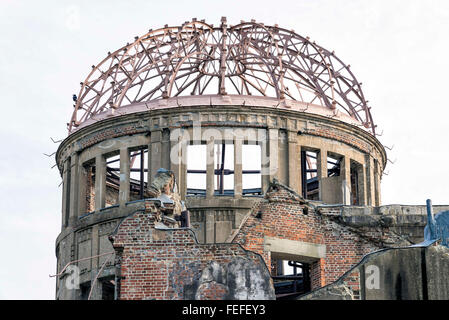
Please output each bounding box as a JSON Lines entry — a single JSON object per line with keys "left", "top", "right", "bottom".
{"left": 299, "top": 245, "right": 449, "bottom": 300}
{"left": 110, "top": 207, "right": 275, "bottom": 300}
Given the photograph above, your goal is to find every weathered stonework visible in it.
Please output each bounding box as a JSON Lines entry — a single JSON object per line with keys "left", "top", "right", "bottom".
{"left": 232, "top": 181, "right": 412, "bottom": 289}
{"left": 110, "top": 208, "right": 275, "bottom": 300}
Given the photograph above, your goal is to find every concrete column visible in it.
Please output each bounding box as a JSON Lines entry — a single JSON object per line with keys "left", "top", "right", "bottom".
{"left": 119, "top": 148, "right": 130, "bottom": 206}
{"left": 149, "top": 130, "right": 162, "bottom": 185}
{"left": 161, "top": 129, "right": 171, "bottom": 170}
{"left": 317, "top": 149, "right": 327, "bottom": 201}
{"left": 180, "top": 139, "right": 187, "bottom": 200}
{"left": 278, "top": 130, "right": 288, "bottom": 185}
{"left": 260, "top": 130, "right": 270, "bottom": 193}
{"left": 374, "top": 159, "right": 381, "bottom": 206}
{"left": 168, "top": 133, "right": 179, "bottom": 190}
{"left": 78, "top": 162, "right": 88, "bottom": 216}
{"left": 234, "top": 136, "right": 243, "bottom": 198}
{"left": 296, "top": 134, "right": 305, "bottom": 197}
{"left": 287, "top": 131, "right": 299, "bottom": 192}
{"left": 206, "top": 137, "right": 215, "bottom": 198}
{"left": 365, "top": 155, "right": 375, "bottom": 206}
{"left": 268, "top": 128, "right": 279, "bottom": 183}
{"left": 61, "top": 159, "right": 69, "bottom": 229}
{"left": 341, "top": 156, "right": 351, "bottom": 205}
{"left": 357, "top": 162, "right": 367, "bottom": 206}
{"left": 69, "top": 153, "right": 80, "bottom": 224}
{"left": 94, "top": 154, "right": 106, "bottom": 211}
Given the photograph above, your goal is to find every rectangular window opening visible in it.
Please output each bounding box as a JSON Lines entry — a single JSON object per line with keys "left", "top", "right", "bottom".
{"left": 83, "top": 161, "right": 96, "bottom": 213}
{"left": 301, "top": 150, "right": 319, "bottom": 200}
{"left": 104, "top": 153, "right": 120, "bottom": 206}
{"left": 187, "top": 143, "right": 207, "bottom": 196}
{"left": 214, "top": 143, "right": 234, "bottom": 196}
{"left": 327, "top": 154, "right": 342, "bottom": 177}
{"left": 129, "top": 148, "right": 148, "bottom": 200}
{"left": 271, "top": 259, "right": 311, "bottom": 300}
{"left": 242, "top": 143, "right": 262, "bottom": 196}
{"left": 350, "top": 160, "right": 362, "bottom": 205}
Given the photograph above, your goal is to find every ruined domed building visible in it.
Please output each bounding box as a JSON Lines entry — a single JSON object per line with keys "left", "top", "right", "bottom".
{"left": 55, "top": 18, "right": 449, "bottom": 300}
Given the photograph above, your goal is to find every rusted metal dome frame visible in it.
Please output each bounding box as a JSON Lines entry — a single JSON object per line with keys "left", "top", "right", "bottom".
{"left": 69, "top": 18, "right": 375, "bottom": 135}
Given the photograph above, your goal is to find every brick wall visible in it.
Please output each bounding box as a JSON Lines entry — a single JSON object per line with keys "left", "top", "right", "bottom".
{"left": 233, "top": 181, "right": 408, "bottom": 290}
{"left": 110, "top": 206, "right": 275, "bottom": 300}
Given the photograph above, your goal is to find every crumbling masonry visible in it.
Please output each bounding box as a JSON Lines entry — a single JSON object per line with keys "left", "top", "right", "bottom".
{"left": 54, "top": 18, "right": 449, "bottom": 300}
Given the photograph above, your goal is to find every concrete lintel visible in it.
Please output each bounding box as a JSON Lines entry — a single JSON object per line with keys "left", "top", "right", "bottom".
{"left": 264, "top": 236, "right": 326, "bottom": 263}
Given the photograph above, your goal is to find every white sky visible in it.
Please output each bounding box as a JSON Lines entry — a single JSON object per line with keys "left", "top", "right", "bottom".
{"left": 1, "top": 0, "right": 448, "bottom": 299}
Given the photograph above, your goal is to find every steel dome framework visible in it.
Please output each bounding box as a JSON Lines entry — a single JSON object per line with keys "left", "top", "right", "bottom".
{"left": 69, "top": 18, "right": 375, "bottom": 135}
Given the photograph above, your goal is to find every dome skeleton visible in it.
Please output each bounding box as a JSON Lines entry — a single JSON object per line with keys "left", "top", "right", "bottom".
{"left": 69, "top": 18, "right": 375, "bottom": 135}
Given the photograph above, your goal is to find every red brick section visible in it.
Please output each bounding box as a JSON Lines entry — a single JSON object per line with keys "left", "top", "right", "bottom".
{"left": 110, "top": 206, "right": 269, "bottom": 300}
{"left": 233, "top": 182, "right": 402, "bottom": 290}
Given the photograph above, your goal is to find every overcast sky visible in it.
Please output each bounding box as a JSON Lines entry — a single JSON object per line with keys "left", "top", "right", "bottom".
{"left": 1, "top": 0, "right": 448, "bottom": 300}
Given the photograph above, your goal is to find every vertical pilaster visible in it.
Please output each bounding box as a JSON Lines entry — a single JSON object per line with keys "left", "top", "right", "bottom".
{"left": 288, "top": 131, "right": 299, "bottom": 192}
{"left": 61, "top": 160, "right": 69, "bottom": 229}
{"left": 206, "top": 137, "right": 215, "bottom": 198}
{"left": 69, "top": 153, "right": 80, "bottom": 224}
{"left": 180, "top": 139, "right": 187, "bottom": 200}
{"left": 119, "top": 148, "right": 130, "bottom": 206}
{"left": 78, "top": 162, "right": 87, "bottom": 216}
{"left": 94, "top": 154, "right": 106, "bottom": 211}
{"left": 260, "top": 129, "right": 270, "bottom": 193}
{"left": 149, "top": 130, "right": 162, "bottom": 185}
{"left": 317, "top": 149, "right": 327, "bottom": 201}
{"left": 341, "top": 156, "right": 351, "bottom": 205}
{"left": 268, "top": 128, "right": 279, "bottom": 183}
{"left": 374, "top": 159, "right": 381, "bottom": 206}
{"left": 365, "top": 155, "right": 375, "bottom": 206}
{"left": 278, "top": 130, "right": 288, "bottom": 185}
{"left": 234, "top": 136, "right": 243, "bottom": 198}
{"left": 357, "top": 162, "right": 367, "bottom": 206}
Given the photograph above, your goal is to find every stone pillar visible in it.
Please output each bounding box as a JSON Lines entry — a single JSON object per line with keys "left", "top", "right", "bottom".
{"left": 94, "top": 154, "right": 106, "bottom": 211}
{"left": 341, "top": 156, "right": 351, "bottom": 205}
{"left": 317, "top": 149, "right": 327, "bottom": 201}
{"left": 161, "top": 129, "right": 171, "bottom": 170}
{"left": 365, "top": 155, "right": 375, "bottom": 206}
{"left": 206, "top": 137, "right": 215, "bottom": 198}
{"left": 374, "top": 159, "right": 381, "bottom": 206}
{"left": 61, "top": 159, "right": 69, "bottom": 229}
{"left": 149, "top": 130, "right": 162, "bottom": 185}
{"left": 261, "top": 129, "right": 270, "bottom": 193}
{"left": 357, "top": 162, "right": 367, "bottom": 206}
{"left": 278, "top": 130, "right": 288, "bottom": 185}
{"left": 119, "top": 148, "right": 130, "bottom": 207}
{"left": 268, "top": 128, "right": 279, "bottom": 183}
{"left": 288, "top": 131, "right": 299, "bottom": 192}
{"left": 78, "top": 162, "right": 88, "bottom": 216}
{"left": 179, "top": 139, "right": 187, "bottom": 200}
{"left": 234, "top": 136, "right": 243, "bottom": 198}
{"left": 69, "top": 153, "right": 80, "bottom": 224}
